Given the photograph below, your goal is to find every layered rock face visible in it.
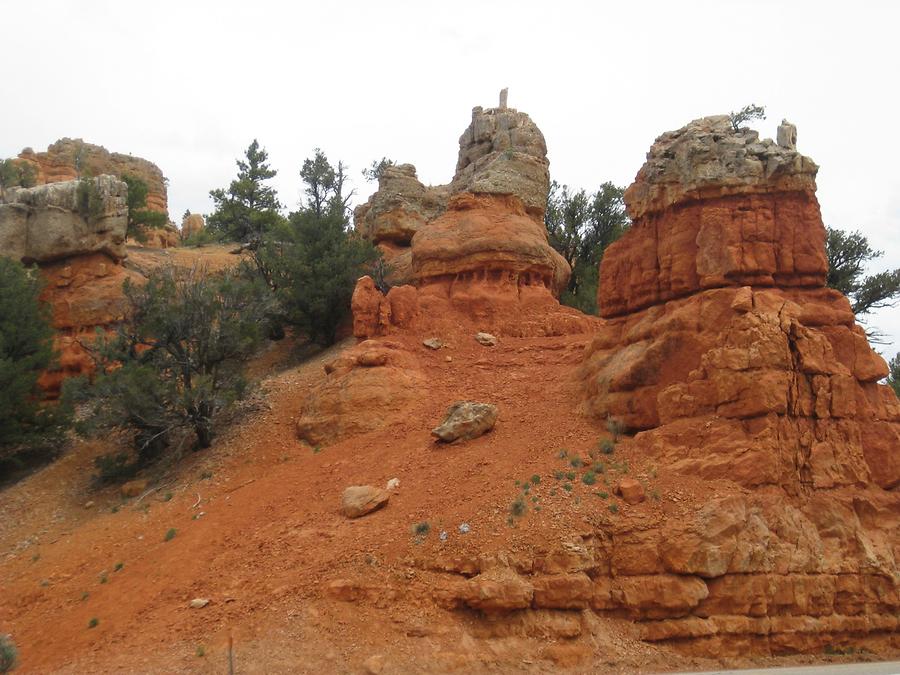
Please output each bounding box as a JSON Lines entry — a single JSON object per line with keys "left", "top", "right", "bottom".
{"left": 601, "top": 115, "right": 823, "bottom": 318}
{"left": 578, "top": 116, "right": 900, "bottom": 653}
{"left": 351, "top": 96, "right": 581, "bottom": 339}
{"left": 18, "top": 139, "right": 169, "bottom": 216}
{"left": 0, "top": 176, "right": 127, "bottom": 263}
{"left": 0, "top": 177, "right": 134, "bottom": 395}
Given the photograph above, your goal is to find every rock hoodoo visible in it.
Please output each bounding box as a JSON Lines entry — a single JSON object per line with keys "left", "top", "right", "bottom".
{"left": 351, "top": 93, "right": 584, "bottom": 341}
{"left": 18, "top": 139, "right": 169, "bottom": 217}
{"left": 577, "top": 115, "right": 900, "bottom": 654}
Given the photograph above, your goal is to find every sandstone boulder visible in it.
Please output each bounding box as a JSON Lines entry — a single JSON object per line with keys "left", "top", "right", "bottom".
{"left": 341, "top": 485, "right": 390, "bottom": 518}
{"left": 0, "top": 176, "right": 128, "bottom": 263}
{"left": 296, "top": 341, "right": 424, "bottom": 446}
{"left": 615, "top": 477, "right": 645, "bottom": 505}
{"left": 432, "top": 401, "right": 498, "bottom": 443}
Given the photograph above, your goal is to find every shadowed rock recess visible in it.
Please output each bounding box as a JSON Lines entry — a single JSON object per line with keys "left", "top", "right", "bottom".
{"left": 577, "top": 115, "right": 900, "bottom": 654}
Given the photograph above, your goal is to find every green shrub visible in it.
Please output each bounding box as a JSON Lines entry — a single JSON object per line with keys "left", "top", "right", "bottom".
{"left": 530, "top": 474, "right": 541, "bottom": 485}
{"left": 582, "top": 471, "right": 597, "bottom": 485}
{"left": 413, "top": 521, "right": 430, "bottom": 536}
{"left": 0, "top": 258, "right": 71, "bottom": 470}
{"left": 164, "top": 528, "right": 177, "bottom": 542}
{"left": 76, "top": 177, "right": 105, "bottom": 223}
{"left": 73, "top": 265, "right": 273, "bottom": 476}
{"left": 600, "top": 439, "right": 615, "bottom": 455}
{"left": 510, "top": 497, "right": 527, "bottom": 517}
{"left": 608, "top": 503, "right": 619, "bottom": 514}
{"left": 0, "top": 634, "right": 16, "bottom": 672}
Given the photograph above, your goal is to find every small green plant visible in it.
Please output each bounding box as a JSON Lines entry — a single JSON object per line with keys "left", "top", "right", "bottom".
{"left": 88, "top": 617, "right": 99, "bottom": 629}
{"left": 592, "top": 462, "right": 605, "bottom": 473}
{"left": 553, "top": 470, "right": 564, "bottom": 480}
{"left": 413, "top": 521, "right": 430, "bottom": 536}
{"left": 522, "top": 483, "right": 530, "bottom": 493}
{"left": 0, "top": 634, "right": 17, "bottom": 672}
{"left": 557, "top": 449, "right": 568, "bottom": 459}
{"left": 563, "top": 482, "right": 573, "bottom": 492}
{"left": 605, "top": 416, "right": 624, "bottom": 442}
{"left": 114, "top": 562, "right": 124, "bottom": 572}
{"left": 31, "top": 554, "right": 39, "bottom": 563}
{"left": 565, "top": 471, "right": 576, "bottom": 481}
{"left": 163, "top": 492, "right": 173, "bottom": 502}
{"left": 196, "top": 645, "right": 206, "bottom": 657}
{"left": 531, "top": 496, "right": 539, "bottom": 503}
{"left": 596, "top": 491, "right": 609, "bottom": 499}
{"left": 608, "top": 502, "right": 619, "bottom": 514}
{"left": 164, "top": 528, "right": 177, "bottom": 542}
{"left": 312, "top": 445, "right": 322, "bottom": 454}
{"left": 75, "top": 177, "right": 105, "bottom": 223}
{"left": 600, "top": 439, "right": 615, "bottom": 455}
{"left": 582, "top": 471, "right": 597, "bottom": 486}
{"left": 514, "top": 479, "right": 521, "bottom": 487}
{"left": 569, "top": 456, "right": 583, "bottom": 468}
{"left": 649, "top": 489, "right": 661, "bottom": 501}
{"left": 530, "top": 474, "right": 541, "bottom": 485}
{"left": 99, "top": 573, "right": 108, "bottom": 584}
{"left": 534, "top": 505, "right": 542, "bottom": 512}
{"left": 510, "top": 497, "right": 527, "bottom": 517}
{"left": 729, "top": 103, "right": 766, "bottom": 131}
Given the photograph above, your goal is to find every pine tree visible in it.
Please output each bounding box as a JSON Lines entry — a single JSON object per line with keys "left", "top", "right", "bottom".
{"left": 0, "top": 258, "right": 69, "bottom": 461}
{"left": 207, "top": 140, "right": 284, "bottom": 243}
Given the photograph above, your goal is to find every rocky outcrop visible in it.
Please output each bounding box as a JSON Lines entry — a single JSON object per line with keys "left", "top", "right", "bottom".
{"left": 601, "top": 115, "right": 823, "bottom": 318}
{"left": 577, "top": 115, "right": 900, "bottom": 654}
{"left": 351, "top": 94, "right": 585, "bottom": 340}
{"left": 18, "top": 139, "right": 169, "bottom": 216}
{"left": 354, "top": 164, "right": 448, "bottom": 246}
{"left": 450, "top": 104, "right": 550, "bottom": 218}
{"left": 0, "top": 176, "right": 127, "bottom": 263}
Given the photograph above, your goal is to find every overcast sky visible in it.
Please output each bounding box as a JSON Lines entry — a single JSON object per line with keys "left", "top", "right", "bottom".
{"left": 3, "top": 0, "right": 898, "bottom": 359}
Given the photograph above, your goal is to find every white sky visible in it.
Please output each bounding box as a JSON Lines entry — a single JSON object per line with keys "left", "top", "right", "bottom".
{"left": 3, "top": 0, "right": 898, "bottom": 359}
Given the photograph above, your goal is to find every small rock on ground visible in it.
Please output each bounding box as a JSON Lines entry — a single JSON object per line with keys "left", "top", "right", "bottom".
{"left": 342, "top": 485, "right": 390, "bottom": 518}
{"left": 423, "top": 338, "right": 443, "bottom": 350}
{"left": 474, "top": 332, "right": 498, "bottom": 346}
{"left": 189, "top": 598, "right": 210, "bottom": 609}
{"left": 432, "top": 401, "right": 498, "bottom": 442}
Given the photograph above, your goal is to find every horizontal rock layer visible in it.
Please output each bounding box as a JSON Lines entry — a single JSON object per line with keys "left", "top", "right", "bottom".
{"left": 0, "top": 175, "right": 128, "bottom": 263}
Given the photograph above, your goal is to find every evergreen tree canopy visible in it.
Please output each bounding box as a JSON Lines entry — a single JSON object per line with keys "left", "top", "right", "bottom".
{"left": 207, "top": 139, "right": 284, "bottom": 243}
{"left": 546, "top": 181, "right": 629, "bottom": 314}
{"left": 255, "top": 149, "right": 377, "bottom": 345}
{"left": 122, "top": 174, "right": 167, "bottom": 242}
{"left": 0, "top": 258, "right": 68, "bottom": 458}
{"left": 826, "top": 227, "right": 900, "bottom": 317}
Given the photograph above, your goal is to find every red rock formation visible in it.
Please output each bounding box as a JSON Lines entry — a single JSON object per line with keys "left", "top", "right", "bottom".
{"left": 577, "top": 115, "right": 900, "bottom": 654}
{"left": 18, "top": 138, "right": 169, "bottom": 217}
{"left": 349, "top": 97, "right": 587, "bottom": 343}
{"left": 36, "top": 253, "right": 143, "bottom": 397}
